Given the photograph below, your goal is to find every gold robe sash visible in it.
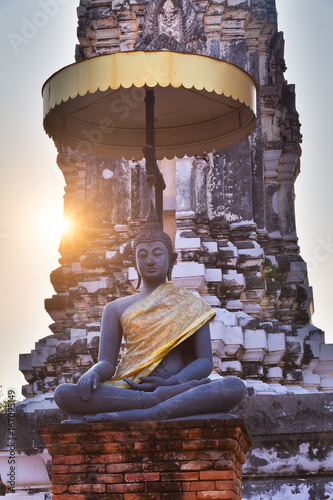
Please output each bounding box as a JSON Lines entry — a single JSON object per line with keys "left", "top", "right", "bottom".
{"left": 104, "top": 282, "right": 215, "bottom": 387}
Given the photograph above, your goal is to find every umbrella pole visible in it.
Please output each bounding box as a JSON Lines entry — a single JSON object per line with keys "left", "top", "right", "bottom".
{"left": 145, "top": 88, "right": 164, "bottom": 228}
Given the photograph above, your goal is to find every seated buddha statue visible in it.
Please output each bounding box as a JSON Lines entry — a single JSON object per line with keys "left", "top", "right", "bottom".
{"left": 54, "top": 208, "right": 246, "bottom": 422}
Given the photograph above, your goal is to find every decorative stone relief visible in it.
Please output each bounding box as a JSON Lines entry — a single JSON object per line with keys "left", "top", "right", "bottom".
{"left": 134, "top": 0, "right": 206, "bottom": 53}
{"left": 268, "top": 31, "right": 287, "bottom": 88}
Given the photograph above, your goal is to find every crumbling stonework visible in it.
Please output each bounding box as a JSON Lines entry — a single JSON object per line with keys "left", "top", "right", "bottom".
{"left": 20, "top": 0, "right": 333, "bottom": 399}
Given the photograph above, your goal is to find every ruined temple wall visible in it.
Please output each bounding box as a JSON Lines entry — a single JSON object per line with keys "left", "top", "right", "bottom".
{"left": 19, "top": 0, "right": 333, "bottom": 398}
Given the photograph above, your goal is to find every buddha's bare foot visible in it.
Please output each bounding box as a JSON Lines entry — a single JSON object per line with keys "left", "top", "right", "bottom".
{"left": 84, "top": 409, "right": 151, "bottom": 422}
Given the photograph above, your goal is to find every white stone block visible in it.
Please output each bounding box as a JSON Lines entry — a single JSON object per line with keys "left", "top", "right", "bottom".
{"left": 319, "top": 344, "right": 333, "bottom": 361}
{"left": 243, "top": 329, "right": 267, "bottom": 362}
{"left": 175, "top": 237, "right": 201, "bottom": 251}
{"left": 225, "top": 300, "right": 243, "bottom": 311}
{"left": 201, "top": 295, "right": 221, "bottom": 307}
{"left": 202, "top": 241, "right": 218, "bottom": 253}
{"left": 238, "top": 247, "right": 264, "bottom": 259}
{"left": 210, "top": 321, "right": 226, "bottom": 340}
{"left": 87, "top": 331, "right": 100, "bottom": 345}
{"left": 320, "top": 377, "right": 333, "bottom": 392}
{"left": 244, "top": 330, "right": 267, "bottom": 349}
{"left": 70, "top": 329, "right": 87, "bottom": 342}
{"left": 172, "top": 262, "right": 206, "bottom": 291}
{"left": 303, "top": 371, "right": 321, "bottom": 387}
{"left": 267, "top": 333, "right": 286, "bottom": 352}
{"left": 205, "top": 268, "right": 222, "bottom": 282}
{"left": 78, "top": 277, "right": 108, "bottom": 293}
{"left": 223, "top": 325, "right": 244, "bottom": 345}
{"left": 243, "top": 304, "right": 262, "bottom": 315}
{"left": 175, "top": 210, "right": 196, "bottom": 220}
{"left": 305, "top": 340, "right": 320, "bottom": 359}
{"left": 296, "top": 327, "right": 311, "bottom": 340}
{"left": 211, "top": 339, "right": 225, "bottom": 357}
{"left": 214, "top": 308, "right": 238, "bottom": 326}
{"left": 106, "top": 251, "right": 117, "bottom": 260}
{"left": 266, "top": 366, "right": 283, "bottom": 381}
{"left": 114, "top": 224, "right": 128, "bottom": 232}
{"left": 221, "top": 360, "right": 242, "bottom": 375}
{"left": 223, "top": 270, "right": 245, "bottom": 286}
{"left": 236, "top": 311, "right": 254, "bottom": 327}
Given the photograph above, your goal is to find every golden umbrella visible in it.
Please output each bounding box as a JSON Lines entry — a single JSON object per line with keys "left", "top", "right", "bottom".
{"left": 43, "top": 50, "right": 257, "bottom": 224}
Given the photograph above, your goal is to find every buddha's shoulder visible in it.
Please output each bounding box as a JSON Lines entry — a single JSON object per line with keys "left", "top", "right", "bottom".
{"left": 103, "top": 293, "right": 141, "bottom": 318}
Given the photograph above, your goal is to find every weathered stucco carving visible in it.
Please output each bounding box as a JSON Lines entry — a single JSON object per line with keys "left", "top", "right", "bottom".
{"left": 134, "top": 0, "right": 207, "bottom": 53}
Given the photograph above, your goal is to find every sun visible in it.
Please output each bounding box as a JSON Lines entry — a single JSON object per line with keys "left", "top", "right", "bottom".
{"left": 38, "top": 207, "right": 72, "bottom": 244}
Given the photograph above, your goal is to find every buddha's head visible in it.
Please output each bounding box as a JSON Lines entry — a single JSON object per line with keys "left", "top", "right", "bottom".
{"left": 133, "top": 205, "right": 177, "bottom": 288}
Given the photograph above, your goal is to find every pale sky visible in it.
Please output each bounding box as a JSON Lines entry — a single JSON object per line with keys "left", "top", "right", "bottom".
{"left": 0, "top": 0, "right": 332, "bottom": 400}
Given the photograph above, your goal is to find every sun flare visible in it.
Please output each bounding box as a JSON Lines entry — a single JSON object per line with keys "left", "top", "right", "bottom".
{"left": 38, "top": 207, "right": 72, "bottom": 243}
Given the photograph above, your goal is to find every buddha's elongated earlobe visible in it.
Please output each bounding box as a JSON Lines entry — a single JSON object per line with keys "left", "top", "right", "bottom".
{"left": 136, "top": 272, "right": 142, "bottom": 290}
{"left": 167, "top": 252, "right": 178, "bottom": 282}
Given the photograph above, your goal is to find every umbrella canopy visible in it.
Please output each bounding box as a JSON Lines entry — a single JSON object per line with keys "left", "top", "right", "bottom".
{"left": 43, "top": 51, "right": 257, "bottom": 160}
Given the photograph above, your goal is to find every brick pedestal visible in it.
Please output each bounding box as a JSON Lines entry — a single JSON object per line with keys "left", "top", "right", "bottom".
{"left": 38, "top": 418, "right": 252, "bottom": 500}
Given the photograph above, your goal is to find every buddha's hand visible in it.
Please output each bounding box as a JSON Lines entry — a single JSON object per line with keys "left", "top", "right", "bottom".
{"left": 124, "top": 376, "right": 211, "bottom": 392}
{"left": 77, "top": 371, "right": 100, "bottom": 400}
{"left": 123, "top": 376, "right": 174, "bottom": 392}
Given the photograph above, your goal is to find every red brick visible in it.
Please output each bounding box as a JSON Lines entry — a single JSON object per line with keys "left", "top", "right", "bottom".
{"left": 125, "top": 472, "right": 160, "bottom": 483}
{"left": 160, "top": 472, "right": 198, "bottom": 482}
{"left": 198, "top": 451, "right": 233, "bottom": 461}
{"left": 182, "top": 439, "right": 220, "bottom": 450}
{"left": 52, "top": 484, "right": 68, "bottom": 494}
{"left": 200, "top": 471, "right": 235, "bottom": 481}
{"left": 107, "top": 483, "right": 145, "bottom": 493}
{"left": 106, "top": 462, "right": 143, "bottom": 473}
{"left": 53, "top": 455, "right": 85, "bottom": 465}
{"left": 68, "top": 483, "right": 106, "bottom": 493}
{"left": 75, "top": 431, "right": 115, "bottom": 443}
{"left": 187, "top": 429, "right": 205, "bottom": 439}
{"left": 70, "top": 464, "right": 106, "bottom": 473}
{"left": 90, "top": 473, "right": 123, "bottom": 484}
{"left": 180, "top": 460, "right": 212, "bottom": 471}
{"left": 52, "top": 496, "right": 85, "bottom": 500}
{"left": 186, "top": 481, "right": 216, "bottom": 492}
{"left": 143, "top": 461, "right": 180, "bottom": 472}
{"left": 218, "top": 438, "right": 238, "bottom": 452}
{"left": 135, "top": 441, "right": 183, "bottom": 452}
{"left": 91, "top": 422, "right": 127, "bottom": 431}
{"left": 146, "top": 481, "right": 183, "bottom": 493}
{"left": 52, "top": 465, "right": 70, "bottom": 474}
{"left": 215, "top": 481, "right": 235, "bottom": 491}
{"left": 86, "top": 453, "right": 123, "bottom": 464}
{"left": 197, "top": 492, "right": 235, "bottom": 500}
{"left": 214, "top": 460, "right": 236, "bottom": 471}
{"left": 113, "top": 431, "right": 149, "bottom": 442}
{"left": 124, "top": 494, "right": 161, "bottom": 500}
{"left": 52, "top": 473, "right": 86, "bottom": 485}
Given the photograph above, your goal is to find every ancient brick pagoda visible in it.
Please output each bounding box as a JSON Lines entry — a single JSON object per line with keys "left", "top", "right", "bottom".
{"left": 10, "top": 0, "right": 333, "bottom": 498}
{"left": 20, "top": 0, "right": 333, "bottom": 397}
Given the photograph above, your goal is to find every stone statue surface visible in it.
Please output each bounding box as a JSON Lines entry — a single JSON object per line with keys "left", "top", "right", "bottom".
{"left": 54, "top": 209, "right": 246, "bottom": 422}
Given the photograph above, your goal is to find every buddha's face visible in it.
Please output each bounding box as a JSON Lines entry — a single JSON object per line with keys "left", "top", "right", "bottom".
{"left": 136, "top": 241, "right": 169, "bottom": 285}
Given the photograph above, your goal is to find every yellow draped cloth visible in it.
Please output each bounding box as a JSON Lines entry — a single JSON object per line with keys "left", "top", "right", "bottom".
{"left": 104, "top": 282, "right": 215, "bottom": 388}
